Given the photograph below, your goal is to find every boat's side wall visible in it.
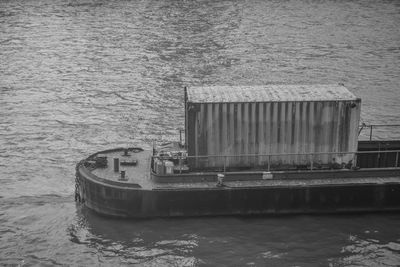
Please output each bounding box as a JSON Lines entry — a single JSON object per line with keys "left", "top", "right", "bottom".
{"left": 77, "top": 172, "right": 142, "bottom": 217}
{"left": 78, "top": 168, "right": 400, "bottom": 218}
{"left": 186, "top": 99, "right": 361, "bottom": 169}
{"left": 149, "top": 184, "right": 400, "bottom": 217}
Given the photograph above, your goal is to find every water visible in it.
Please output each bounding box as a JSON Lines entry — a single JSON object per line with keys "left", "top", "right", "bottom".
{"left": 1, "top": 0, "right": 400, "bottom": 265}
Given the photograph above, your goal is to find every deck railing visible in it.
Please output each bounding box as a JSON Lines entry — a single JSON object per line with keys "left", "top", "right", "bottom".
{"left": 359, "top": 124, "right": 400, "bottom": 141}
{"left": 153, "top": 149, "right": 400, "bottom": 174}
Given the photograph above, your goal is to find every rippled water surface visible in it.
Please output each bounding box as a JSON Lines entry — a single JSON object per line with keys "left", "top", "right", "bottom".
{"left": 1, "top": 0, "right": 400, "bottom": 266}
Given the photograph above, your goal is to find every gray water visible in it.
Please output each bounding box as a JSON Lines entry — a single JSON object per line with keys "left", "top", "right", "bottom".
{"left": 1, "top": 0, "right": 400, "bottom": 266}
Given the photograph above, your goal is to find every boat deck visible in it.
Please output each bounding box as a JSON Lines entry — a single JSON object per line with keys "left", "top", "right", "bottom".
{"left": 90, "top": 149, "right": 153, "bottom": 189}
{"left": 83, "top": 147, "right": 400, "bottom": 191}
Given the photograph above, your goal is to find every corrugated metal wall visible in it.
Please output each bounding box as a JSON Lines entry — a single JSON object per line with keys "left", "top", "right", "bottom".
{"left": 186, "top": 100, "right": 361, "bottom": 169}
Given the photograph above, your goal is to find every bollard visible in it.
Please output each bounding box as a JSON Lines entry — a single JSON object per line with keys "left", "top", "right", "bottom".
{"left": 217, "top": 173, "right": 224, "bottom": 187}
{"left": 114, "top": 158, "right": 119, "bottom": 172}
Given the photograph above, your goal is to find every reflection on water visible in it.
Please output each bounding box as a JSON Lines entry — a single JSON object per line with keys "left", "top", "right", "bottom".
{"left": 0, "top": 0, "right": 400, "bottom": 265}
{"left": 65, "top": 204, "right": 400, "bottom": 266}
{"left": 68, "top": 205, "right": 203, "bottom": 266}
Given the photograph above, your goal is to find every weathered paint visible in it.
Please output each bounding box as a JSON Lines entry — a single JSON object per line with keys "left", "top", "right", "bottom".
{"left": 75, "top": 142, "right": 400, "bottom": 218}
{"left": 78, "top": 170, "right": 400, "bottom": 218}
{"left": 186, "top": 85, "right": 361, "bottom": 169}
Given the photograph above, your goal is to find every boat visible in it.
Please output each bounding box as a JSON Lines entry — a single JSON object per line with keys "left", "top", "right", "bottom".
{"left": 75, "top": 84, "right": 400, "bottom": 218}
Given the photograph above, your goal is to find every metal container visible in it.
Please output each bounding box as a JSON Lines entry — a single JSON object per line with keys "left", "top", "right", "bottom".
{"left": 185, "top": 84, "right": 361, "bottom": 169}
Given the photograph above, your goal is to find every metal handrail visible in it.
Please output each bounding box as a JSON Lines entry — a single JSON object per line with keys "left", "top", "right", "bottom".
{"left": 153, "top": 149, "right": 400, "bottom": 173}
{"left": 156, "top": 150, "right": 400, "bottom": 158}
{"left": 359, "top": 124, "right": 400, "bottom": 141}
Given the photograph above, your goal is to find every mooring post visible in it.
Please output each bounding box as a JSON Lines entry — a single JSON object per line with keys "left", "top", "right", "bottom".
{"left": 114, "top": 158, "right": 119, "bottom": 172}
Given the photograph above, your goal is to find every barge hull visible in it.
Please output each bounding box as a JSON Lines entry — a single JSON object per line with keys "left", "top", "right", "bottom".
{"left": 77, "top": 170, "right": 400, "bottom": 218}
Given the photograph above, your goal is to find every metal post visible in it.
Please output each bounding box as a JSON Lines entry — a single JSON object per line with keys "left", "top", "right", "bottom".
{"left": 310, "top": 153, "right": 313, "bottom": 171}
{"left": 396, "top": 152, "right": 399, "bottom": 168}
{"left": 179, "top": 155, "right": 182, "bottom": 174}
{"left": 369, "top": 125, "right": 373, "bottom": 141}
{"left": 268, "top": 155, "right": 271, "bottom": 172}
{"left": 376, "top": 151, "right": 380, "bottom": 168}
{"left": 224, "top": 155, "right": 226, "bottom": 174}
{"left": 179, "top": 130, "right": 183, "bottom": 147}
{"left": 353, "top": 153, "right": 357, "bottom": 169}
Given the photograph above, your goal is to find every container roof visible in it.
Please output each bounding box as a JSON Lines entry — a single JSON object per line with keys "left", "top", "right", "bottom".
{"left": 186, "top": 84, "right": 358, "bottom": 103}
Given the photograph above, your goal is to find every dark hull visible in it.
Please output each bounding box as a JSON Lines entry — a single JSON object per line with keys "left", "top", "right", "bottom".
{"left": 75, "top": 140, "right": 400, "bottom": 218}
{"left": 76, "top": 167, "right": 400, "bottom": 218}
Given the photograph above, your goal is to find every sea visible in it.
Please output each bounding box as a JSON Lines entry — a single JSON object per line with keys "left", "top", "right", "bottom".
{"left": 1, "top": 0, "right": 400, "bottom": 266}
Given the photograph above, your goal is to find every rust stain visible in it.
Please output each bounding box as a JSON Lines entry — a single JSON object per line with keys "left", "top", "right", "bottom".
{"left": 186, "top": 85, "right": 361, "bottom": 169}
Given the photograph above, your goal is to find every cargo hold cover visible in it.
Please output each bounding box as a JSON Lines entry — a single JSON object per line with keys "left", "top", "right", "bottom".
{"left": 185, "top": 84, "right": 361, "bottom": 170}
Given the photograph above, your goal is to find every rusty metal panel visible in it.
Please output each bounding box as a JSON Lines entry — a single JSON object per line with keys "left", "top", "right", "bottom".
{"left": 186, "top": 85, "right": 361, "bottom": 169}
